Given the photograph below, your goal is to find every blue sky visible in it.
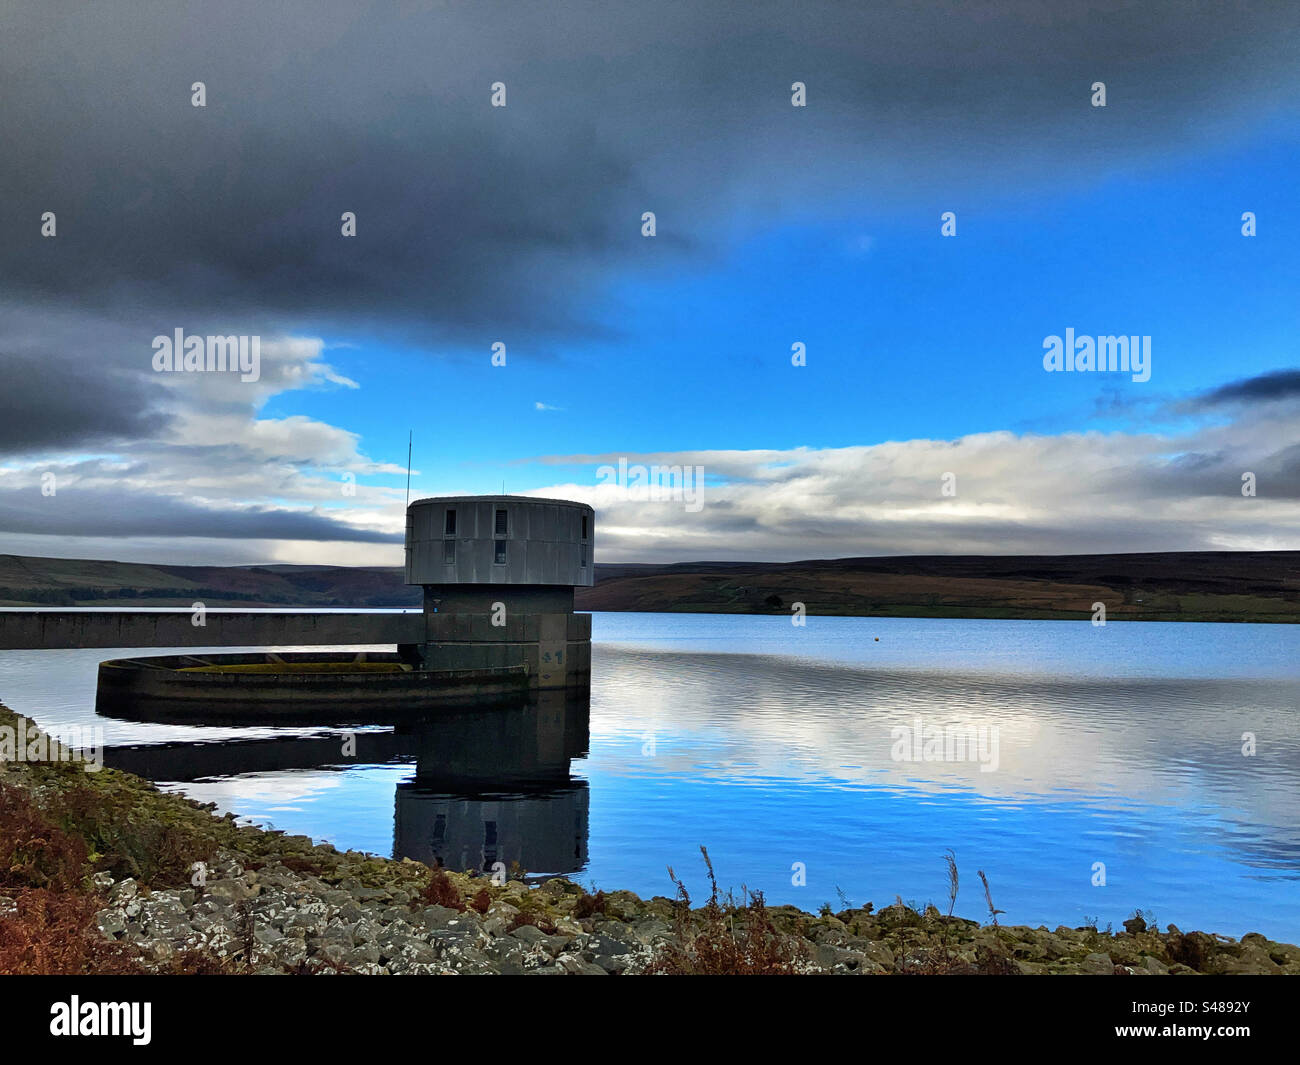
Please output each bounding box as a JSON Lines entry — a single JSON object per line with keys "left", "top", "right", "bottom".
{"left": 268, "top": 121, "right": 1299, "bottom": 502}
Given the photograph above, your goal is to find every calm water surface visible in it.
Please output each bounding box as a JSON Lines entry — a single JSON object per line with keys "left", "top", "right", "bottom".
{"left": 1, "top": 613, "right": 1297, "bottom": 940}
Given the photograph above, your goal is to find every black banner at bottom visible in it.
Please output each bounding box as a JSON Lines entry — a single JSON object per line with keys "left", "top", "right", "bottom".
{"left": 1, "top": 972, "right": 1287, "bottom": 1051}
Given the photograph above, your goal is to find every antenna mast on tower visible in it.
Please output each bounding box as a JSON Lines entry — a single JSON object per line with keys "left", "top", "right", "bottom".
{"left": 405, "top": 431, "right": 413, "bottom": 508}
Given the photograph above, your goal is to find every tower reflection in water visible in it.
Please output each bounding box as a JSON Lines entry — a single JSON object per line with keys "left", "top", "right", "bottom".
{"left": 396, "top": 690, "right": 589, "bottom": 875}
{"left": 102, "top": 689, "right": 590, "bottom": 878}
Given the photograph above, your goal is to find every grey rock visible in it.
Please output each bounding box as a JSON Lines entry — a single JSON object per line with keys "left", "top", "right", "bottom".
{"left": 143, "top": 895, "right": 187, "bottom": 917}
{"left": 861, "top": 941, "right": 895, "bottom": 969}
{"left": 97, "top": 910, "right": 128, "bottom": 937}
{"left": 428, "top": 930, "right": 472, "bottom": 954}
{"left": 205, "top": 878, "right": 256, "bottom": 902}
{"left": 491, "top": 941, "right": 529, "bottom": 975}
{"left": 344, "top": 942, "right": 381, "bottom": 966}
{"left": 556, "top": 952, "right": 607, "bottom": 975}
{"left": 389, "top": 961, "right": 449, "bottom": 975}
{"left": 538, "top": 934, "right": 571, "bottom": 958}
{"left": 109, "top": 878, "right": 138, "bottom": 903}
{"left": 313, "top": 940, "right": 349, "bottom": 966}
{"left": 283, "top": 910, "right": 328, "bottom": 937}
{"left": 144, "top": 913, "right": 192, "bottom": 941}
{"left": 321, "top": 921, "right": 355, "bottom": 948}
{"left": 580, "top": 934, "right": 634, "bottom": 960}
{"left": 254, "top": 922, "right": 285, "bottom": 946}
{"left": 206, "top": 927, "right": 239, "bottom": 958}
{"left": 271, "top": 937, "right": 308, "bottom": 968}
{"left": 1081, "top": 952, "right": 1115, "bottom": 975}
{"left": 413, "top": 905, "right": 461, "bottom": 931}
{"left": 146, "top": 940, "right": 176, "bottom": 964}
{"left": 632, "top": 918, "right": 672, "bottom": 944}
{"left": 384, "top": 938, "right": 439, "bottom": 967}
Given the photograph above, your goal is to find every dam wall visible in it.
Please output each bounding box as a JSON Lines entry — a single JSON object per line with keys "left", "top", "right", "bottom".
{"left": 0, "top": 608, "right": 590, "bottom": 690}
{"left": 0, "top": 610, "right": 424, "bottom": 650}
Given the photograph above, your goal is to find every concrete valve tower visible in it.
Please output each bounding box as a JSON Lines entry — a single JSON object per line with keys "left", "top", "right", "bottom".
{"left": 403, "top": 496, "right": 594, "bottom": 690}
{"left": 4, "top": 494, "right": 596, "bottom": 718}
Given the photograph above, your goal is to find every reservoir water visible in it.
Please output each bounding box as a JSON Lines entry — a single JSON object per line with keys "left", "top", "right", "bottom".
{"left": 1, "top": 612, "right": 1297, "bottom": 940}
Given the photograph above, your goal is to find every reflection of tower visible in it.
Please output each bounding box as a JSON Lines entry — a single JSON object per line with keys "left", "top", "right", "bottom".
{"left": 102, "top": 688, "right": 592, "bottom": 878}
{"left": 393, "top": 689, "right": 590, "bottom": 875}
{"left": 399, "top": 788, "right": 588, "bottom": 876}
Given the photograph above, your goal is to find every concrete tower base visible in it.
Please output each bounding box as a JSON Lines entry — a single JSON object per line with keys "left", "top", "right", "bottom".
{"left": 405, "top": 585, "right": 590, "bottom": 690}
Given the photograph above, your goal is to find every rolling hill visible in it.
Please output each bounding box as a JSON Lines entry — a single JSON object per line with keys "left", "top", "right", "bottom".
{"left": 0, "top": 550, "right": 1295, "bottom": 622}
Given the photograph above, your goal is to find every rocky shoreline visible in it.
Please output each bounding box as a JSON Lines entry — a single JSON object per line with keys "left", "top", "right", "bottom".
{"left": 80, "top": 850, "right": 1300, "bottom": 976}
{"left": 3, "top": 703, "right": 1298, "bottom": 975}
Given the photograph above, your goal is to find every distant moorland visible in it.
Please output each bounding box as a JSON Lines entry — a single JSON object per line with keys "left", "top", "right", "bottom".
{"left": 1, "top": 550, "right": 1297, "bottom": 622}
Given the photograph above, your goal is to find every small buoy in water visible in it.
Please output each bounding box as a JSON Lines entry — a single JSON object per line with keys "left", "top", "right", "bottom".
{"left": 874, "top": 637, "right": 879, "bottom": 641}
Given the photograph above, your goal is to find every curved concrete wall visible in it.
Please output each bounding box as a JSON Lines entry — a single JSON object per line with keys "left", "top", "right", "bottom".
{"left": 95, "top": 651, "right": 529, "bottom": 723}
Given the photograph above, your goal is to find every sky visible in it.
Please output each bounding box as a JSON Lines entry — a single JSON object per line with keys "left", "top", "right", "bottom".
{"left": 1, "top": 0, "right": 1298, "bottom": 566}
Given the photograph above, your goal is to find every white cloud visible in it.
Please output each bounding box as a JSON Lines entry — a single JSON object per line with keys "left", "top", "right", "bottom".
{"left": 535, "top": 408, "right": 1300, "bottom": 562}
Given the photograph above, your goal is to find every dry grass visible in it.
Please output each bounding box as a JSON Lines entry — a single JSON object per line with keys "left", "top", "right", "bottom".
{"left": 0, "top": 890, "right": 143, "bottom": 975}
{"left": 643, "top": 847, "right": 811, "bottom": 975}
{"left": 0, "top": 778, "right": 243, "bottom": 974}
{"left": 54, "top": 781, "right": 220, "bottom": 886}
{"left": 0, "top": 781, "right": 88, "bottom": 894}
{"left": 468, "top": 887, "right": 492, "bottom": 915}
{"left": 414, "top": 866, "right": 466, "bottom": 912}
{"left": 573, "top": 889, "right": 607, "bottom": 919}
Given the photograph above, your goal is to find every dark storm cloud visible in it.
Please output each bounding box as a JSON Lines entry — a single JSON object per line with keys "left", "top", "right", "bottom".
{"left": 1159, "top": 441, "right": 1300, "bottom": 500}
{"left": 0, "top": 487, "right": 401, "bottom": 543}
{"left": 0, "top": 350, "right": 171, "bottom": 452}
{"left": 1195, "top": 369, "right": 1300, "bottom": 407}
{"left": 2, "top": 0, "right": 1298, "bottom": 342}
